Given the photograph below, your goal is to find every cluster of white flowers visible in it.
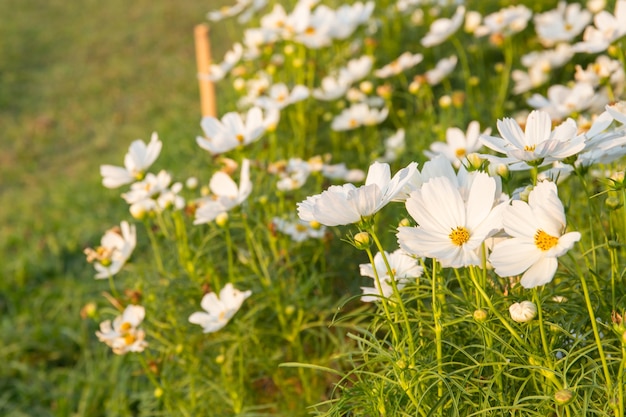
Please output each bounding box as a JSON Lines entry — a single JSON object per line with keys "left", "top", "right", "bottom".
{"left": 96, "top": 305, "right": 148, "bottom": 355}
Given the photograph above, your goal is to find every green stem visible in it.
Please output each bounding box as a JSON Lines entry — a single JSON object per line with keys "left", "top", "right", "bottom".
{"left": 431, "top": 259, "right": 444, "bottom": 401}
{"left": 144, "top": 221, "right": 165, "bottom": 275}
{"left": 364, "top": 246, "right": 399, "bottom": 345}
{"left": 467, "top": 271, "right": 525, "bottom": 346}
{"left": 574, "top": 256, "right": 616, "bottom": 415}
{"left": 533, "top": 288, "right": 552, "bottom": 366}
{"left": 369, "top": 229, "right": 416, "bottom": 361}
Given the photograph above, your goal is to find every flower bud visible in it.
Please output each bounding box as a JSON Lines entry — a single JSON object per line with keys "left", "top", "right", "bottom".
{"left": 359, "top": 81, "right": 373, "bottom": 95}
{"left": 215, "top": 212, "right": 229, "bottom": 227}
{"left": 466, "top": 153, "right": 483, "bottom": 170}
{"left": 473, "top": 309, "right": 488, "bottom": 322}
{"left": 215, "top": 354, "right": 225, "bottom": 364}
{"left": 605, "top": 196, "right": 622, "bottom": 210}
{"left": 554, "top": 389, "right": 574, "bottom": 405}
{"left": 285, "top": 305, "right": 296, "bottom": 316}
{"left": 509, "top": 301, "right": 537, "bottom": 323}
{"left": 353, "top": 232, "right": 371, "bottom": 250}
{"left": 154, "top": 387, "right": 164, "bottom": 398}
{"left": 398, "top": 218, "right": 411, "bottom": 228}
{"left": 186, "top": 176, "right": 198, "bottom": 190}
{"left": 438, "top": 95, "right": 452, "bottom": 108}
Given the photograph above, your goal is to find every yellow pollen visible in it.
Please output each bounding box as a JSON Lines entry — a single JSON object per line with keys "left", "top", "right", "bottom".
{"left": 295, "top": 224, "right": 308, "bottom": 232}
{"left": 524, "top": 144, "right": 536, "bottom": 151}
{"left": 564, "top": 23, "right": 573, "bottom": 31}
{"left": 305, "top": 26, "right": 315, "bottom": 35}
{"left": 455, "top": 148, "right": 466, "bottom": 158}
{"left": 236, "top": 134, "right": 245, "bottom": 143}
{"left": 124, "top": 333, "right": 136, "bottom": 345}
{"left": 348, "top": 118, "right": 359, "bottom": 128}
{"left": 449, "top": 227, "right": 470, "bottom": 246}
{"left": 534, "top": 229, "right": 559, "bottom": 251}
{"left": 219, "top": 311, "right": 226, "bottom": 321}
{"left": 276, "top": 93, "right": 286, "bottom": 102}
{"left": 120, "top": 322, "right": 132, "bottom": 333}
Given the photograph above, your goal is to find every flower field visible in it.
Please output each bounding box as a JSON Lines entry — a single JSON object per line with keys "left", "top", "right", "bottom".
{"left": 4, "top": 0, "right": 626, "bottom": 415}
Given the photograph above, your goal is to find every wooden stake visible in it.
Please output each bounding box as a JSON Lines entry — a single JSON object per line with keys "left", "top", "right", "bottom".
{"left": 194, "top": 24, "right": 217, "bottom": 118}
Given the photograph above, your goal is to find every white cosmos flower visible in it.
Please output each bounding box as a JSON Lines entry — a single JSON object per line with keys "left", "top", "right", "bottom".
{"left": 194, "top": 159, "right": 252, "bottom": 225}
{"left": 397, "top": 173, "right": 504, "bottom": 268}
{"left": 84, "top": 221, "right": 136, "bottom": 279}
{"left": 378, "top": 129, "right": 406, "bottom": 163}
{"left": 424, "top": 55, "right": 457, "bottom": 85}
{"left": 480, "top": 110, "right": 584, "bottom": 170}
{"left": 196, "top": 107, "right": 267, "bottom": 155}
{"left": 297, "top": 161, "right": 418, "bottom": 226}
{"left": 421, "top": 5, "right": 465, "bottom": 47}
{"left": 489, "top": 181, "right": 581, "bottom": 289}
{"left": 374, "top": 52, "right": 423, "bottom": 78}
{"left": 606, "top": 101, "right": 626, "bottom": 125}
{"left": 331, "top": 103, "right": 388, "bottom": 131}
{"left": 207, "top": 43, "right": 243, "bottom": 81}
{"left": 425, "top": 121, "right": 489, "bottom": 168}
{"left": 189, "top": 283, "right": 252, "bottom": 333}
{"left": 121, "top": 170, "right": 173, "bottom": 205}
{"left": 313, "top": 74, "right": 352, "bottom": 101}
{"left": 573, "top": 0, "right": 626, "bottom": 53}
{"left": 96, "top": 304, "right": 147, "bottom": 354}
{"left": 533, "top": 2, "right": 591, "bottom": 47}
{"left": 100, "top": 132, "right": 162, "bottom": 189}
{"left": 474, "top": 5, "right": 532, "bottom": 37}
{"left": 272, "top": 217, "right": 326, "bottom": 242}
{"left": 360, "top": 249, "right": 423, "bottom": 302}
{"left": 527, "top": 82, "right": 596, "bottom": 120}
{"left": 509, "top": 301, "right": 537, "bottom": 323}
{"left": 255, "top": 83, "right": 309, "bottom": 110}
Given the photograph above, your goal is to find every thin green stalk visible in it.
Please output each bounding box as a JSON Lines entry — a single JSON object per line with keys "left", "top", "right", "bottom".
{"left": 369, "top": 229, "right": 416, "bottom": 360}
{"left": 431, "top": 259, "right": 444, "bottom": 402}
{"left": 570, "top": 253, "right": 617, "bottom": 416}
{"left": 467, "top": 270, "right": 525, "bottom": 346}
{"left": 533, "top": 288, "right": 552, "bottom": 367}
{"left": 363, "top": 246, "right": 399, "bottom": 345}
{"left": 144, "top": 220, "right": 165, "bottom": 275}
{"left": 223, "top": 223, "right": 235, "bottom": 283}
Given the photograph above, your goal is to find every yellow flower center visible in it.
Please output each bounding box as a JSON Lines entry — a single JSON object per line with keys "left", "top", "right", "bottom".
{"left": 120, "top": 322, "right": 132, "bottom": 333}
{"left": 236, "top": 134, "right": 245, "bottom": 143}
{"left": 449, "top": 227, "right": 470, "bottom": 246}
{"left": 455, "top": 148, "right": 466, "bottom": 158}
{"left": 534, "top": 229, "right": 559, "bottom": 251}
{"left": 124, "top": 333, "right": 136, "bottom": 345}
{"left": 305, "top": 26, "right": 316, "bottom": 35}
{"left": 295, "top": 224, "right": 308, "bottom": 232}
{"left": 348, "top": 118, "right": 359, "bottom": 128}
{"left": 524, "top": 144, "right": 536, "bottom": 151}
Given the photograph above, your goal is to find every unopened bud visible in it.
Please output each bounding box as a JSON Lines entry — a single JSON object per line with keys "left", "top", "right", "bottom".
{"left": 606, "top": 196, "right": 622, "bottom": 210}
{"left": 554, "top": 389, "right": 574, "bottom": 405}
{"left": 398, "top": 218, "right": 411, "bottom": 228}
{"left": 473, "top": 309, "right": 488, "bottom": 322}
{"left": 466, "top": 153, "right": 483, "bottom": 170}
{"left": 354, "top": 232, "right": 371, "bottom": 250}
{"left": 359, "top": 81, "right": 373, "bottom": 94}
{"left": 215, "top": 212, "right": 229, "bottom": 227}
{"left": 439, "top": 95, "right": 452, "bottom": 108}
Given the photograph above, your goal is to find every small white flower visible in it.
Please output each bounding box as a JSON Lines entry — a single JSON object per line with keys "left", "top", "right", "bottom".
{"left": 425, "top": 121, "right": 489, "bottom": 168}
{"left": 360, "top": 249, "right": 423, "bottom": 302}
{"left": 509, "top": 301, "right": 537, "bottom": 323}
{"left": 480, "top": 110, "right": 584, "bottom": 170}
{"left": 84, "top": 221, "right": 136, "bottom": 279}
{"left": 189, "top": 283, "right": 252, "bottom": 333}
{"left": 424, "top": 56, "right": 457, "bottom": 85}
{"left": 100, "top": 132, "right": 162, "bottom": 189}
{"left": 255, "top": 83, "right": 309, "bottom": 110}
{"left": 374, "top": 51, "right": 423, "bottom": 78}
{"left": 298, "top": 161, "right": 418, "bottom": 226}
{"left": 194, "top": 159, "right": 252, "bottom": 224}
{"left": 331, "top": 103, "right": 388, "bottom": 131}
{"left": 96, "top": 305, "right": 147, "bottom": 354}
{"left": 421, "top": 5, "right": 465, "bottom": 47}
{"left": 196, "top": 107, "right": 267, "bottom": 155}
{"left": 272, "top": 217, "right": 326, "bottom": 242}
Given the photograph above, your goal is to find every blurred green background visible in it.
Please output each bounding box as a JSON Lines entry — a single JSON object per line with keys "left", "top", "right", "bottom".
{"left": 0, "top": 0, "right": 229, "bottom": 414}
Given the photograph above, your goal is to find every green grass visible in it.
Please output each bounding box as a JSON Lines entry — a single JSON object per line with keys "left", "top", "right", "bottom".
{"left": 0, "top": 0, "right": 230, "bottom": 414}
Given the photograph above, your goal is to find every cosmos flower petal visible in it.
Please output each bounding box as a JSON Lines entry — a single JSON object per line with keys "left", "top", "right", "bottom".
{"left": 520, "top": 256, "right": 558, "bottom": 288}
{"left": 490, "top": 238, "right": 542, "bottom": 277}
